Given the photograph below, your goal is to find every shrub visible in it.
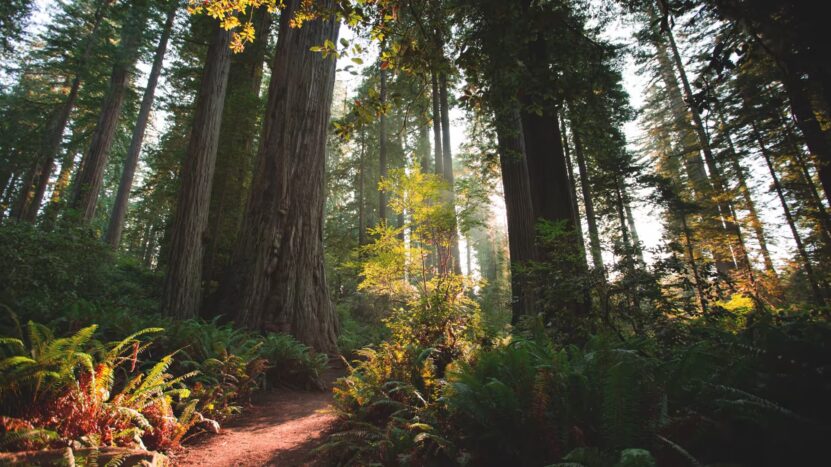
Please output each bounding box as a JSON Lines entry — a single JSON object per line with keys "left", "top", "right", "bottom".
{"left": 0, "top": 322, "right": 204, "bottom": 452}
{"left": 324, "top": 312, "right": 831, "bottom": 466}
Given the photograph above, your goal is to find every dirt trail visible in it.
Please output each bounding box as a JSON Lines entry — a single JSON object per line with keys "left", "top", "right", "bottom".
{"left": 172, "top": 367, "right": 343, "bottom": 467}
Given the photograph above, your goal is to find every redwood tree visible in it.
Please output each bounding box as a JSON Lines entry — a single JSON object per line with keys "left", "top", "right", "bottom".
{"left": 161, "top": 24, "right": 233, "bottom": 319}
{"left": 219, "top": 0, "right": 340, "bottom": 352}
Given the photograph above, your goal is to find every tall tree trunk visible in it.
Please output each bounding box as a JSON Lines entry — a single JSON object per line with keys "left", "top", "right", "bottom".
{"left": 680, "top": 210, "right": 708, "bottom": 313}
{"left": 775, "top": 109, "right": 831, "bottom": 245}
{"left": 70, "top": 0, "right": 150, "bottom": 222}
{"left": 14, "top": 0, "right": 109, "bottom": 222}
{"left": 431, "top": 71, "right": 443, "bottom": 176}
{"left": 219, "top": 0, "right": 340, "bottom": 352}
{"left": 203, "top": 9, "right": 272, "bottom": 282}
{"left": 357, "top": 127, "right": 367, "bottom": 246}
{"left": 752, "top": 120, "right": 826, "bottom": 306}
{"left": 560, "top": 115, "right": 585, "bottom": 255}
{"left": 714, "top": 105, "right": 776, "bottom": 274}
{"left": 573, "top": 129, "right": 604, "bottom": 272}
{"left": 649, "top": 6, "right": 735, "bottom": 275}
{"left": 418, "top": 123, "right": 431, "bottom": 172}
{"left": 106, "top": 4, "right": 177, "bottom": 248}
{"left": 520, "top": 106, "right": 575, "bottom": 226}
{"left": 781, "top": 72, "right": 831, "bottom": 208}
{"left": 439, "top": 72, "right": 462, "bottom": 274}
{"left": 378, "top": 61, "right": 388, "bottom": 223}
{"left": 662, "top": 19, "right": 748, "bottom": 275}
{"left": 624, "top": 193, "right": 645, "bottom": 264}
{"left": 494, "top": 106, "right": 537, "bottom": 323}
{"left": 161, "top": 25, "right": 233, "bottom": 319}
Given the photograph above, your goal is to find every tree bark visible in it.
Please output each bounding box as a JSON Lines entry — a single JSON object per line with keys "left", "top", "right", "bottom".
{"left": 781, "top": 73, "right": 831, "bottom": 208}
{"left": 161, "top": 25, "right": 233, "bottom": 319}
{"left": 560, "top": 115, "right": 585, "bottom": 256}
{"left": 494, "top": 106, "right": 538, "bottom": 323}
{"left": 70, "top": 0, "right": 150, "bottom": 223}
{"left": 378, "top": 60, "right": 388, "bottom": 223}
{"left": 431, "top": 71, "right": 443, "bottom": 176}
{"left": 439, "top": 72, "right": 462, "bottom": 273}
{"left": 41, "top": 150, "right": 77, "bottom": 227}
{"left": 106, "top": 4, "right": 177, "bottom": 248}
{"left": 203, "top": 9, "right": 272, "bottom": 282}
{"left": 357, "top": 127, "right": 367, "bottom": 246}
{"left": 572, "top": 129, "right": 604, "bottom": 272}
{"left": 219, "top": 0, "right": 340, "bottom": 352}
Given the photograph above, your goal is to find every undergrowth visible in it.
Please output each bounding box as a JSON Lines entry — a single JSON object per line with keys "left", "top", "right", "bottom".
{"left": 0, "top": 223, "right": 328, "bottom": 453}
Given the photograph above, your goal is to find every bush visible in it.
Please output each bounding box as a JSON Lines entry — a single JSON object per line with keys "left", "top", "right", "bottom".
{"left": 0, "top": 322, "right": 204, "bottom": 452}
{"left": 324, "top": 312, "right": 831, "bottom": 466}
{"left": 0, "top": 223, "right": 331, "bottom": 452}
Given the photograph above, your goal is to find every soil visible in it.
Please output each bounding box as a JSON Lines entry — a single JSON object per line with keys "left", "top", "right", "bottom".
{"left": 171, "top": 366, "right": 344, "bottom": 467}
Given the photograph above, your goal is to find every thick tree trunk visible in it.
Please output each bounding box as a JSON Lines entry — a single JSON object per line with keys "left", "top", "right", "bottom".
{"left": 520, "top": 106, "right": 575, "bottom": 226}
{"left": 494, "top": 106, "right": 538, "bottom": 323}
{"left": 782, "top": 74, "right": 831, "bottom": 208}
{"left": 14, "top": 0, "right": 109, "bottom": 222}
{"left": 219, "top": 0, "right": 340, "bottom": 352}
{"left": 439, "top": 72, "right": 462, "bottom": 274}
{"left": 106, "top": 4, "right": 177, "bottom": 248}
{"left": 573, "top": 129, "right": 604, "bottom": 272}
{"left": 161, "top": 25, "right": 233, "bottom": 319}
{"left": 203, "top": 9, "right": 271, "bottom": 282}
{"left": 70, "top": 1, "right": 149, "bottom": 223}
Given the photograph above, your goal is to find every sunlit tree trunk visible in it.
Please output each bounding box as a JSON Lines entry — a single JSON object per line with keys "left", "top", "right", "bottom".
{"left": 560, "top": 116, "right": 585, "bottom": 256}
{"left": 439, "top": 72, "right": 462, "bottom": 273}
{"left": 378, "top": 59, "right": 388, "bottom": 223}
{"left": 219, "top": 0, "right": 340, "bottom": 352}
{"left": 431, "top": 71, "right": 443, "bottom": 176}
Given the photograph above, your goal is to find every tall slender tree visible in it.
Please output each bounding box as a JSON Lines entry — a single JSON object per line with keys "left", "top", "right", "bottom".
{"left": 106, "top": 2, "right": 177, "bottom": 248}
{"left": 161, "top": 23, "right": 233, "bottom": 318}
{"left": 70, "top": 0, "right": 152, "bottom": 222}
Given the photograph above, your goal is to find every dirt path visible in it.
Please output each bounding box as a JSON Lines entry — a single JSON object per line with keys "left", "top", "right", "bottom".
{"left": 171, "top": 367, "right": 343, "bottom": 467}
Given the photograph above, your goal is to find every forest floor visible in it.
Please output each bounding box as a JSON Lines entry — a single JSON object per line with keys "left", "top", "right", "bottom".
{"left": 171, "top": 364, "right": 345, "bottom": 467}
